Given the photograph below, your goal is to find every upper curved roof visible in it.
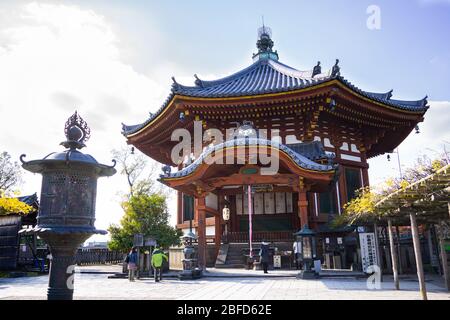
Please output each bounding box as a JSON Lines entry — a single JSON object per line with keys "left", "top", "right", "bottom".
{"left": 171, "top": 57, "right": 428, "bottom": 110}
{"left": 122, "top": 33, "right": 428, "bottom": 137}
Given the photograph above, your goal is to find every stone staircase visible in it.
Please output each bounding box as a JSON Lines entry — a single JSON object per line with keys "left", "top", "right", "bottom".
{"left": 215, "top": 242, "right": 294, "bottom": 269}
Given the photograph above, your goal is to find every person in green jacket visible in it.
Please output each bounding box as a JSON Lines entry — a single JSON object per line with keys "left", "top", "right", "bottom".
{"left": 151, "top": 247, "right": 168, "bottom": 282}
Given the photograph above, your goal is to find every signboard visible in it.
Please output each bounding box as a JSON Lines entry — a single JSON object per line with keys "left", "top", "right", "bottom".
{"left": 286, "top": 193, "right": 293, "bottom": 213}
{"left": 275, "top": 192, "right": 286, "bottom": 214}
{"left": 253, "top": 193, "right": 264, "bottom": 215}
{"left": 273, "top": 255, "right": 281, "bottom": 268}
{"left": 357, "top": 226, "right": 366, "bottom": 233}
{"left": 264, "top": 193, "right": 275, "bottom": 214}
{"left": 359, "top": 233, "right": 379, "bottom": 273}
{"left": 236, "top": 194, "right": 243, "bottom": 215}
{"left": 133, "top": 233, "right": 144, "bottom": 247}
{"left": 251, "top": 184, "right": 273, "bottom": 193}
{"left": 144, "top": 237, "right": 157, "bottom": 247}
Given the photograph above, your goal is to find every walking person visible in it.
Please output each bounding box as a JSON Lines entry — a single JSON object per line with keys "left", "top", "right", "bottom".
{"left": 126, "top": 247, "right": 138, "bottom": 282}
{"left": 293, "top": 240, "right": 301, "bottom": 270}
{"left": 259, "top": 240, "right": 270, "bottom": 274}
{"left": 151, "top": 247, "right": 168, "bottom": 282}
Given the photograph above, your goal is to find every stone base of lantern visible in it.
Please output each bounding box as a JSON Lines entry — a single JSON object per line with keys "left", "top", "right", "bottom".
{"left": 297, "top": 270, "right": 318, "bottom": 280}
{"left": 34, "top": 229, "right": 105, "bottom": 300}
{"left": 178, "top": 268, "right": 203, "bottom": 280}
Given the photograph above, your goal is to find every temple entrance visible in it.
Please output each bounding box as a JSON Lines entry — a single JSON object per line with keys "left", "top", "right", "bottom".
{"left": 223, "top": 190, "right": 299, "bottom": 244}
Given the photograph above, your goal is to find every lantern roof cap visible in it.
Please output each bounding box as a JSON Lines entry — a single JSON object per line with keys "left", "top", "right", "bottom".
{"left": 294, "top": 225, "right": 316, "bottom": 236}
{"left": 20, "top": 112, "right": 116, "bottom": 176}
{"left": 181, "top": 231, "right": 197, "bottom": 240}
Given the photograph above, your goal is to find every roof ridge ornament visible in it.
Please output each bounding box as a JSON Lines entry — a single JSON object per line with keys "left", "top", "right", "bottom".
{"left": 171, "top": 76, "right": 179, "bottom": 91}
{"left": 331, "top": 59, "right": 341, "bottom": 77}
{"left": 61, "top": 111, "right": 90, "bottom": 150}
{"left": 312, "top": 61, "right": 322, "bottom": 78}
{"left": 194, "top": 74, "right": 203, "bottom": 87}
{"left": 387, "top": 89, "right": 393, "bottom": 100}
{"left": 252, "top": 25, "right": 279, "bottom": 61}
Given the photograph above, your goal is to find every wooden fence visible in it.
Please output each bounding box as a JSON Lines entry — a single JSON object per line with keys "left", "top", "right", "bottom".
{"left": 75, "top": 248, "right": 125, "bottom": 265}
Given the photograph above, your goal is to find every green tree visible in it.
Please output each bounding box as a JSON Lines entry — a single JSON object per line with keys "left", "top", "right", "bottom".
{"left": 108, "top": 193, "right": 181, "bottom": 251}
{"left": 108, "top": 147, "right": 180, "bottom": 252}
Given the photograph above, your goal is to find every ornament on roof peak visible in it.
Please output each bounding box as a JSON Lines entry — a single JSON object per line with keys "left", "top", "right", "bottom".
{"left": 253, "top": 23, "right": 279, "bottom": 62}
{"left": 331, "top": 59, "right": 341, "bottom": 77}
{"left": 312, "top": 62, "right": 322, "bottom": 78}
{"left": 61, "top": 111, "right": 90, "bottom": 150}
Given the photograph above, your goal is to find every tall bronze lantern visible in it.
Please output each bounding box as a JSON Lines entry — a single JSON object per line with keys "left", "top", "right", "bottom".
{"left": 19, "top": 112, "right": 116, "bottom": 300}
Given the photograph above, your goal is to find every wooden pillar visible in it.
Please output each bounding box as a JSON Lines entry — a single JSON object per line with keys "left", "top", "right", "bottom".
{"left": 195, "top": 196, "right": 207, "bottom": 270}
{"left": 177, "top": 191, "right": 183, "bottom": 224}
{"left": 214, "top": 215, "right": 222, "bottom": 256}
{"left": 410, "top": 212, "right": 427, "bottom": 300}
{"left": 388, "top": 219, "right": 400, "bottom": 290}
{"left": 373, "top": 222, "right": 383, "bottom": 282}
{"left": 297, "top": 191, "right": 309, "bottom": 228}
{"left": 437, "top": 223, "right": 450, "bottom": 291}
{"left": 396, "top": 226, "right": 403, "bottom": 275}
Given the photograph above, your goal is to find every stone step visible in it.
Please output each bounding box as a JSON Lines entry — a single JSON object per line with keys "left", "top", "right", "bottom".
{"left": 215, "top": 264, "right": 246, "bottom": 269}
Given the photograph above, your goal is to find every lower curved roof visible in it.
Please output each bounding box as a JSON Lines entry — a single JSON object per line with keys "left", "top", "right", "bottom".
{"left": 159, "top": 138, "right": 336, "bottom": 181}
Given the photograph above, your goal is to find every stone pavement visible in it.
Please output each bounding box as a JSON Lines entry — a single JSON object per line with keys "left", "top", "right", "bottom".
{"left": 1, "top": 266, "right": 449, "bottom": 300}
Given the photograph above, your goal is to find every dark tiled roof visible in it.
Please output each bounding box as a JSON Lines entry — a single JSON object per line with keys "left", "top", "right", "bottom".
{"left": 122, "top": 57, "right": 428, "bottom": 136}
{"left": 286, "top": 141, "right": 335, "bottom": 162}
{"left": 174, "top": 58, "right": 332, "bottom": 98}
{"left": 17, "top": 193, "right": 38, "bottom": 206}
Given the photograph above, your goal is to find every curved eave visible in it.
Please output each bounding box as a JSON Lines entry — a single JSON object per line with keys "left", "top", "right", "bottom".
{"left": 159, "top": 139, "right": 336, "bottom": 185}
{"left": 123, "top": 78, "right": 427, "bottom": 140}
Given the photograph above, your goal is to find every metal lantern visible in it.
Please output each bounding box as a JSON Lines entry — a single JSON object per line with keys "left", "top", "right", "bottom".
{"left": 19, "top": 112, "right": 116, "bottom": 300}
{"left": 294, "top": 225, "right": 317, "bottom": 279}
{"left": 179, "top": 231, "right": 201, "bottom": 280}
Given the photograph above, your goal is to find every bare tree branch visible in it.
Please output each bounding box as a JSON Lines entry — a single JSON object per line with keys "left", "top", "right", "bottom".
{"left": 0, "top": 151, "right": 22, "bottom": 193}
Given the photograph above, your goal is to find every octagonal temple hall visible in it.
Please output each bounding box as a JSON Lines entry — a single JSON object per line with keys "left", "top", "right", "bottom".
{"left": 122, "top": 27, "right": 428, "bottom": 269}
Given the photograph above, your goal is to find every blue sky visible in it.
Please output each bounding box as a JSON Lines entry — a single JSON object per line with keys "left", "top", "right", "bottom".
{"left": 85, "top": 0, "right": 450, "bottom": 100}
{"left": 0, "top": 1, "right": 449, "bottom": 236}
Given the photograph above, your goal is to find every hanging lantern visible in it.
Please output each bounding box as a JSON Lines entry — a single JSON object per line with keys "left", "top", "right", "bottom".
{"left": 222, "top": 205, "right": 231, "bottom": 221}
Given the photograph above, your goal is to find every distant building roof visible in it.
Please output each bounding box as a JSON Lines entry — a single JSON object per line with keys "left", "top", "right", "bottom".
{"left": 286, "top": 141, "right": 335, "bottom": 162}
{"left": 17, "top": 193, "right": 39, "bottom": 207}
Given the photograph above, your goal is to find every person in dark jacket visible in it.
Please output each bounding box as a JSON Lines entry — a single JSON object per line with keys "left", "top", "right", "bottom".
{"left": 259, "top": 241, "right": 271, "bottom": 274}
{"left": 126, "top": 247, "right": 138, "bottom": 282}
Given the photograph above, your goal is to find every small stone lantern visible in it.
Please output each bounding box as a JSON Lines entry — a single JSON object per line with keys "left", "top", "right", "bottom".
{"left": 19, "top": 112, "right": 116, "bottom": 300}
{"left": 294, "top": 225, "right": 318, "bottom": 279}
{"left": 178, "top": 231, "right": 202, "bottom": 280}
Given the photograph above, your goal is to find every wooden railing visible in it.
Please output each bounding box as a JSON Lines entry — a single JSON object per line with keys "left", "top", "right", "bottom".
{"left": 224, "top": 231, "right": 295, "bottom": 243}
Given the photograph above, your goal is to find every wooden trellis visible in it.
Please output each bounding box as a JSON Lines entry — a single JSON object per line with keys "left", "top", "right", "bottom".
{"left": 375, "top": 164, "right": 450, "bottom": 300}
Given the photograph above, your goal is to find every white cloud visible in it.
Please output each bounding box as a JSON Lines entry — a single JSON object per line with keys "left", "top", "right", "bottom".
{"left": 1, "top": 2, "right": 448, "bottom": 245}
{"left": 0, "top": 2, "right": 176, "bottom": 242}
{"left": 368, "top": 100, "right": 450, "bottom": 185}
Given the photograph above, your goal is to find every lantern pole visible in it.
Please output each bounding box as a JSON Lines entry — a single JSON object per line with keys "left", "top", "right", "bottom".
{"left": 248, "top": 185, "right": 253, "bottom": 258}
